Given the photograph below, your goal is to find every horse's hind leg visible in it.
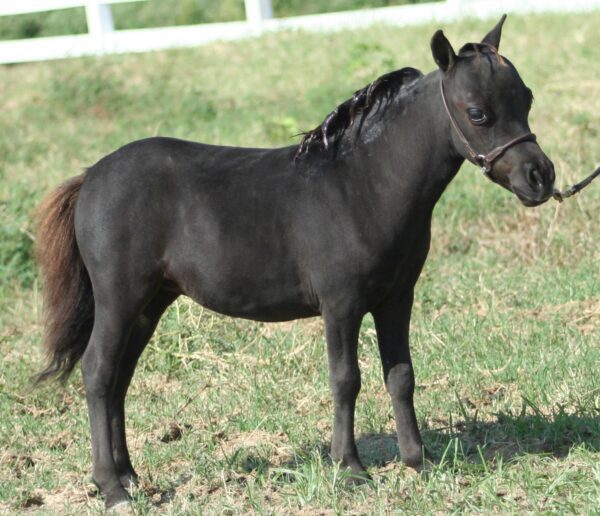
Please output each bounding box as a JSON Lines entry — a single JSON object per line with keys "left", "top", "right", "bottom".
{"left": 81, "top": 281, "right": 160, "bottom": 509}
{"left": 110, "top": 290, "right": 179, "bottom": 488}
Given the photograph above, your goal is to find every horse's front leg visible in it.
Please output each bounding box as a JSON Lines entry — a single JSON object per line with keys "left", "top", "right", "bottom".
{"left": 323, "top": 308, "right": 369, "bottom": 481}
{"left": 372, "top": 291, "right": 424, "bottom": 469}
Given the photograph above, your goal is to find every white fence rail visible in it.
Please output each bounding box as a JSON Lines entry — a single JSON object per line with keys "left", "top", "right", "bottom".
{"left": 1, "top": 0, "right": 599, "bottom": 64}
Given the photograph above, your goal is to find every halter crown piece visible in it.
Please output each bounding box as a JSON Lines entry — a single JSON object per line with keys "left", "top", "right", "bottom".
{"left": 439, "top": 78, "right": 537, "bottom": 178}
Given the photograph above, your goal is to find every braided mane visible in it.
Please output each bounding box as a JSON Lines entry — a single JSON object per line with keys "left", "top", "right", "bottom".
{"left": 294, "top": 67, "right": 423, "bottom": 160}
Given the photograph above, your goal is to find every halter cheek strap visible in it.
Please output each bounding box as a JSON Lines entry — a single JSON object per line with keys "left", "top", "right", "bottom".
{"left": 440, "top": 78, "right": 537, "bottom": 177}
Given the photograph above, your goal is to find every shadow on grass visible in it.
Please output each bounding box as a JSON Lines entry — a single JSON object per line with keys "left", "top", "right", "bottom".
{"left": 356, "top": 410, "right": 599, "bottom": 468}
{"left": 237, "top": 411, "right": 600, "bottom": 479}
{"left": 135, "top": 410, "right": 598, "bottom": 502}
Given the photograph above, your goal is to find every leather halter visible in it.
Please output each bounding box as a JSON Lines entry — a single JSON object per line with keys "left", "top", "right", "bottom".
{"left": 440, "top": 78, "right": 537, "bottom": 177}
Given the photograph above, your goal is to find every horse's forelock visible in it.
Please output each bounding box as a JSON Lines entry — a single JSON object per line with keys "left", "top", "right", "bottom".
{"left": 458, "top": 42, "right": 506, "bottom": 67}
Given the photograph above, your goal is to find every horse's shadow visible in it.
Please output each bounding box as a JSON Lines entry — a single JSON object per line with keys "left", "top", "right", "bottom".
{"left": 287, "top": 410, "right": 599, "bottom": 472}
{"left": 139, "top": 410, "right": 598, "bottom": 505}
{"left": 363, "top": 410, "right": 599, "bottom": 468}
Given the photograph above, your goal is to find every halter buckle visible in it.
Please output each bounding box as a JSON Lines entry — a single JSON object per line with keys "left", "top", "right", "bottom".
{"left": 475, "top": 154, "right": 491, "bottom": 174}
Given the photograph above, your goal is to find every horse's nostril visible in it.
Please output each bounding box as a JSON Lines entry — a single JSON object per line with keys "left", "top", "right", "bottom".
{"left": 527, "top": 167, "right": 544, "bottom": 189}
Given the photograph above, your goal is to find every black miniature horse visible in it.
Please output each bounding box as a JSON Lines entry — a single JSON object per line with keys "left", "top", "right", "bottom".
{"left": 36, "top": 16, "right": 555, "bottom": 510}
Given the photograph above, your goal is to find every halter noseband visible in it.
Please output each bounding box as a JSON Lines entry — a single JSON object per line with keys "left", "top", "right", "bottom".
{"left": 440, "top": 78, "right": 537, "bottom": 177}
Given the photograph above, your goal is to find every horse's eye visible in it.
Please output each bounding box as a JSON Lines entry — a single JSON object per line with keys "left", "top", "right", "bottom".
{"left": 467, "top": 108, "right": 487, "bottom": 125}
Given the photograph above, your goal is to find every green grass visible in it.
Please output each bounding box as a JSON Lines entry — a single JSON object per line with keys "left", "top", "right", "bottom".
{"left": 1, "top": 11, "right": 599, "bottom": 514}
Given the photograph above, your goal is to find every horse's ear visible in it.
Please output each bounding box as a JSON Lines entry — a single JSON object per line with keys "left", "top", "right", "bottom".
{"left": 431, "top": 30, "right": 456, "bottom": 72}
{"left": 481, "top": 14, "right": 507, "bottom": 50}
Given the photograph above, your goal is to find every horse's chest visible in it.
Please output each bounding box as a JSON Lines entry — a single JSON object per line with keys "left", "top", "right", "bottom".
{"left": 308, "top": 222, "right": 431, "bottom": 306}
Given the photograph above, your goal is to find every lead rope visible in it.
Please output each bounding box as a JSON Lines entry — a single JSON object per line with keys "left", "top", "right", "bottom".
{"left": 552, "top": 165, "right": 600, "bottom": 202}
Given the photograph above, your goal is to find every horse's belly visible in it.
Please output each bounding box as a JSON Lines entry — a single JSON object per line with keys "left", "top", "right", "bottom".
{"left": 200, "top": 298, "right": 318, "bottom": 322}
{"left": 188, "top": 284, "right": 319, "bottom": 322}
{"left": 168, "top": 255, "right": 319, "bottom": 322}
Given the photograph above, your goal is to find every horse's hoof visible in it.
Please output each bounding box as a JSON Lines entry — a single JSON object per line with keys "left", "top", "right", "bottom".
{"left": 106, "top": 499, "right": 132, "bottom": 514}
{"left": 401, "top": 448, "right": 431, "bottom": 472}
{"left": 403, "top": 458, "right": 424, "bottom": 471}
{"left": 404, "top": 456, "right": 434, "bottom": 478}
{"left": 331, "top": 454, "right": 371, "bottom": 486}
{"left": 105, "top": 489, "right": 132, "bottom": 513}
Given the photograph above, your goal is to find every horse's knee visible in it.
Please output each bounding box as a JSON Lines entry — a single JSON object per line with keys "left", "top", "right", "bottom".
{"left": 82, "top": 368, "right": 112, "bottom": 399}
{"left": 81, "top": 339, "right": 124, "bottom": 398}
{"left": 386, "top": 363, "right": 415, "bottom": 400}
{"left": 330, "top": 365, "right": 361, "bottom": 401}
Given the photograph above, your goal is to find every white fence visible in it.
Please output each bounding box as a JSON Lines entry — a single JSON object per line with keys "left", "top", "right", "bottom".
{"left": 1, "top": 0, "right": 600, "bottom": 64}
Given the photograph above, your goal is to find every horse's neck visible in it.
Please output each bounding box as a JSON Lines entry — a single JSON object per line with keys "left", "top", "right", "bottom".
{"left": 358, "top": 71, "right": 464, "bottom": 218}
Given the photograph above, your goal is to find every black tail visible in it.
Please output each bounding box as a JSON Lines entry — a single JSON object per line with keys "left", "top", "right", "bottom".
{"left": 35, "top": 174, "right": 94, "bottom": 383}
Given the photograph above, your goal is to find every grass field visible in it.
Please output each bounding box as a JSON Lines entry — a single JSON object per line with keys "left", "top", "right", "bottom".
{"left": 0, "top": 11, "right": 599, "bottom": 514}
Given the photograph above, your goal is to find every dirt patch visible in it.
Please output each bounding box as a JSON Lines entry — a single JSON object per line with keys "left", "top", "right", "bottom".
{"left": 16, "top": 477, "right": 98, "bottom": 514}
{"left": 525, "top": 295, "right": 600, "bottom": 335}
{"left": 214, "top": 429, "right": 293, "bottom": 467}
{"left": 2, "top": 453, "right": 35, "bottom": 478}
{"left": 160, "top": 422, "right": 193, "bottom": 443}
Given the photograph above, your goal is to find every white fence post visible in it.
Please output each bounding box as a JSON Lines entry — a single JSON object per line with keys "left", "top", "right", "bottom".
{"left": 244, "top": 0, "right": 273, "bottom": 23}
{"left": 85, "top": 1, "right": 114, "bottom": 49}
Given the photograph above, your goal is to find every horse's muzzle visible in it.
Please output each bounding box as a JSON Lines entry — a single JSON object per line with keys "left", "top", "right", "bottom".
{"left": 511, "top": 159, "right": 556, "bottom": 207}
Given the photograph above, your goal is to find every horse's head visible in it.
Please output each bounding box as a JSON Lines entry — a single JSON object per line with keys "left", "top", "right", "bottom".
{"left": 431, "top": 16, "right": 555, "bottom": 207}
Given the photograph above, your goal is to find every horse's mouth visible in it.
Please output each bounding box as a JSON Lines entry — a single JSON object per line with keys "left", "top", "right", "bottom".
{"left": 513, "top": 188, "right": 552, "bottom": 207}
{"left": 518, "top": 197, "right": 548, "bottom": 207}
{"left": 490, "top": 180, "right": 550, "bottom": 207}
